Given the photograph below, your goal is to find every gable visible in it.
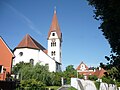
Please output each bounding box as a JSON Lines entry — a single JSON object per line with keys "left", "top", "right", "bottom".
{"left": 15, "top": 34, "right": 46, "bottom": 51}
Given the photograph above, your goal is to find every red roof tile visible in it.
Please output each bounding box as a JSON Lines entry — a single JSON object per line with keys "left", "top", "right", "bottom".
{"left": 16, "top": 34, "right": 46, "bottom": 51}
{"left": 94, "top": 68, "right": 106, "bottom": 78}
{"left": 48, "top": 9, "right": 62, "bottom": 40}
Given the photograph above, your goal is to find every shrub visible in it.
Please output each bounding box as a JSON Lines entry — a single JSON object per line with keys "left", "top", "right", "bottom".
{"left": 88, "top": 75, "right": 98, "bottom": 81}
{"left": 94, "top": 81, "right": 100, "bottom": 90}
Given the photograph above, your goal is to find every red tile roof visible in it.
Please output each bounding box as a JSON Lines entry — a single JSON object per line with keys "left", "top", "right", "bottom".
{"left": 15, "top": 34, "right": 46, "bottom": 51}
{"left": 48, "top": 9, "right": 62, "bottom": 40}
{"left": 93, "top": 68, "right": 106, "bottom": 78}
{"left": 76, "top": 62, "right": 106, "bottom": 79}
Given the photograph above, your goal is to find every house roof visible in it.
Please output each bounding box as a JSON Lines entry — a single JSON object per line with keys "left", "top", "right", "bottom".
{"left": 0, "top": 37, "right": 14, "bottom": 57}
{"left": 94, "top": 68, "right": 106, "bottom": 78}
{"left": 48, "top": 9, "right": 62, "bottom": 40}
{"left": 76, "top": 61, "right": 89, "bottom": 70}
{"left": 15, "top": 34, "right": 46, "bottom": 51}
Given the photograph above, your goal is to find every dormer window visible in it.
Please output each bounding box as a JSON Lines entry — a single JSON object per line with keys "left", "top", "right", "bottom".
{"left": 52, "top": 33, "right": 55, "bottom": 36}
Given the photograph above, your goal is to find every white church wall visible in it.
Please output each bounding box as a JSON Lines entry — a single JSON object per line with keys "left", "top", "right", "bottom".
{"left": 13, "top": 48, "right": 39, "bottom": 66}
{"left": 13, "top": 48, "right": 57, "bottom": 72}
{"left": 38, "top": 50, "right": 56, "bottom": 72}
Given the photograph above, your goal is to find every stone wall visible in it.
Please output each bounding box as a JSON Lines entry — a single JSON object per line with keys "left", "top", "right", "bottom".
{"left": 71, "top": 78, "right": 118, "bottom": 90}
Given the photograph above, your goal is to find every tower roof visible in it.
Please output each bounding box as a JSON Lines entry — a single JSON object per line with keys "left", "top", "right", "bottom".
{"left": 48, "top": 9, "right": 62, "bottom": 40}
{"left": 15, "top": 34, "right": 46, "bottom": 50}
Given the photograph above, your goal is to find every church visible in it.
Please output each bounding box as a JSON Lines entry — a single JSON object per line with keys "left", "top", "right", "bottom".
{"left": 13, "top": 9, "right": 62, "bottom": 72}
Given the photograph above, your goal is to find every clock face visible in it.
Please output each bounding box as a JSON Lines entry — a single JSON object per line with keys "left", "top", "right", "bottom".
{"left": 52, "top": 39, "right": 55, "bottom": 42}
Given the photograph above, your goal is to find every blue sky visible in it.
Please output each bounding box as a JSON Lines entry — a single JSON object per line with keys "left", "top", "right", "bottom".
{"left": 0, "top": 0, "right": 111, "bottom": 70}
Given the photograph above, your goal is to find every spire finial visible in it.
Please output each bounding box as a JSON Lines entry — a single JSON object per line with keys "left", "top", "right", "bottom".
{"left": 54, "top": 6, "right": 56, "bottom": 14}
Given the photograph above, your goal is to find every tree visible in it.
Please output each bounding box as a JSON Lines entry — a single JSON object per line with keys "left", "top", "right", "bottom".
{"left": 63, "top": 65, "right": 77, "bottom": 84}
{"left": 87, "top": 0, "right": 120, "bottom": 54}
{"left": 87, "top": 0, "right": 120, "bottom": 81}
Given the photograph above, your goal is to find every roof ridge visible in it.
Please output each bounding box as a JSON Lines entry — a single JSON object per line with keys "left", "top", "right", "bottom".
{"left": 28, "top": 34, "right": 39, "bottom": 49}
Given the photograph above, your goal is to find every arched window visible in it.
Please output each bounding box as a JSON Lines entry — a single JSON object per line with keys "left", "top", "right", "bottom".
{"left": 30, "top": 59, "right": 34, "bottom": 65}
{"left": 53, "top": 51, "right": 56, "bottom": 56}
{"left": 51, "top": 51, "right": 54, "bottom": 56}
{"left": 51, "top": 42, "right": 56, "bottom": 47}
{"left": 51, "top": 51, "right": 56, "bottom": 56}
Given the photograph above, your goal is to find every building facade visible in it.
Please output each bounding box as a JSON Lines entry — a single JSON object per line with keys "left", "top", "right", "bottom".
{"left": 76, "top": 61, "right": 106, "bottom": 79}
{"left": 0, "top": 37, "right": 14, "bottom": 80}
{"left": 13, "top": 10, "right": 62, "bottom": 72}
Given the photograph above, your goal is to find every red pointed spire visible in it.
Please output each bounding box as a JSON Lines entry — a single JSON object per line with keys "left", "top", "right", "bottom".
{"left": 48, "top": 8, "right": 62, "bottom": 40}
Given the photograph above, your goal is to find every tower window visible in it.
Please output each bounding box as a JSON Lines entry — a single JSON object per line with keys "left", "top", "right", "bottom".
{"left": 51, "top": 51, "right": 56, "bottom": 56}
{"left": 52, "top": 33, "right": 55, "bottom": 36}
{"left": 51, "top": 42, "right": 56, "bottom": 47}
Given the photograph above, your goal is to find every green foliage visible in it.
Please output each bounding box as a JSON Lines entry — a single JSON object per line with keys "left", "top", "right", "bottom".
{"left": 63, "top": 65, "right": 77, "bottom": 84}
{"left": 45, "top": 86, "right": 60, "bottom": 90}
{"left": 13, "top": 62, "right": 62, "bottom": 87}
{"left": 78, "top": 74, "right": 84, "bottom": 79}
{"left": 94, "top": 81, "right": 100, "bottom": 90}
{"left": 20, "top": 79, "right": 45, "bottom": 90}
{"left": 116, "top": 81, "right": 120, "bottom": 87}
{"left": 88, "top": 75, "right": 98, "bottom": 81}
{"left": 102, "top": 76, "right": 115, "bottom": 84}
{"left": 87, "top": 0, "right": 120, "bottom": 82}
{"left": 68, "top": 86, "right": 77, "bottom": 90}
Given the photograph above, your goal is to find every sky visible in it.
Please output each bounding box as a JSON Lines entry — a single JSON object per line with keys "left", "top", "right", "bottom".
{"left": 0, "top": 0, "right": 111, "bottom": 70}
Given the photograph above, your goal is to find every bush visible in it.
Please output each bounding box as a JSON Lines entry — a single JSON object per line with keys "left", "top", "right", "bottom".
{"left": 94, "top": 81, "right": 100, "bottom": 90}
{"left": 20, "top": 79, "right": 45, "bottom": 89}
{"left": 88, "top": 75, "right": 98, "bottom": 81}
{"left": 102, "top": 76, "right": 115, "bottom": 84}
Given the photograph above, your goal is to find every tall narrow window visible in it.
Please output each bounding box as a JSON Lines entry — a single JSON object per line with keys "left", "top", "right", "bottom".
{"left": 51, "top": 51, "right": 53, "bottom": 56}
{"left": 30, "top": 59, "right": 34, "bottom": 65}
{"left": 51, "top": 42, "right": 56, "bottom": 47}
{"left": 51, "top": 51, "right": 56, "bottom": 56}
{"left": 53, "top": 51, "right": 56, "bottom": 56}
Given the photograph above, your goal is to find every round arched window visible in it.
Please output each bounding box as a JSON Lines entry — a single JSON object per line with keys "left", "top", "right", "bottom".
{"left": 30, "top": 59, "right": 34, "bottom": 65}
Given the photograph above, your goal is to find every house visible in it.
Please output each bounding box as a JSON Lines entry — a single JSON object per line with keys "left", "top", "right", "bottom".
{"left": 13, "top": 9, "right": 62, "bottom": 72}
{"left": 76, "top": 61, "right": 105, "bottom": 79}
{"left": 0, "top": 37, "right": 14, "bottom": 80}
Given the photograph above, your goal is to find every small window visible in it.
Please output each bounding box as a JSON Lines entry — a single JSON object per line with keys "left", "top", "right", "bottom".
{"left": 52, "top": 33, "right": 55, "bottom": 36}
{"left": 30, "top": 59, "right": 34, "bottom": 65}
{"left": 51, "top": 42, "right": 56, "bottom": 47}
{"left": 19, "top": 52, "right": 23, "bottom": 56}
{"left": 51, "top": 51, "right": 56, "bottom": 56}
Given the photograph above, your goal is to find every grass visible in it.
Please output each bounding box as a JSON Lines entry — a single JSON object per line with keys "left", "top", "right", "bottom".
{"left": 45, "top": 86, "right": 60, "bottom": 90}
{"left": 67, "top": 86, "right": 77, "bottom": 90}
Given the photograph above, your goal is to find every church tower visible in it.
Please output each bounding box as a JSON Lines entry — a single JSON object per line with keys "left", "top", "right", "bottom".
{"left": 47, "top": 9, "right": 62, "bottom": 66}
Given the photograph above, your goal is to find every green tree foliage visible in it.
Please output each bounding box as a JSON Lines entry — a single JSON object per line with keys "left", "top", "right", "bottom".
{"left": 63, "top": 65, "right": 77, "bottom": 84}
{"left": 87, "top": 0, "right": 120, "bottom": 54}
{"left": 87, "top": 0, "right": 120, "bottom": 81}
{"left": 12, "top": 62, "right": 62, "bottom": 87}
{"left": 88, "top": 75, "right": 98, "bottom": 81}
{"left": 20, "top": 79, "right": 45, "bottom": 90}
